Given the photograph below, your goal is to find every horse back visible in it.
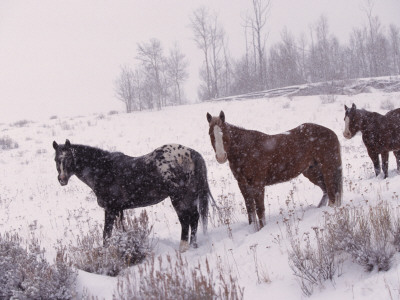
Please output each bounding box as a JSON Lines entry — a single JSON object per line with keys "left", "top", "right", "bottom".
{"left": 228, "top": 123, "right": 340, "bottom": 185}
{"left": 361, "top": 108, "right": 400, "bottom": 152}
{"left": 385, "top": 108, "right": 400, "bottom": 149}
{"left": 114, "top": 144, "right": 200, "bottom": 207}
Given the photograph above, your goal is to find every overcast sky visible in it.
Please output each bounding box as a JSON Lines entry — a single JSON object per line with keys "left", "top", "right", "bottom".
{"left": 0, "top": 0, "right": 399, "bottom": 122}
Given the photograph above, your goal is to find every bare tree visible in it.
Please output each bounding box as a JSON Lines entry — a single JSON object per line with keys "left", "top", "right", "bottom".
{"left": 114, "top": 65, "right": 135, "bottom": 113}
{"left": 389, "top": 24, "right": 400, "bottom": 74}
{"left": 190, "top": 7, "right": 212, "bottom": 100}
{"left": 247, "top": 0, "right": 271, "bottom": 89}
{"left": 166, "top": 44, "right": 189, "bottom": 105}
{"left": 136, "top": 39, "right": 165, "bottom": 110}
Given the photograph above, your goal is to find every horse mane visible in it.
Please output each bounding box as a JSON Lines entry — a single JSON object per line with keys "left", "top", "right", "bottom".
{"left": 71, "top": 144, "right": 125, "bottom": 165}
{"left": 72, "top": 143, "right": 110, "bottom": 156}
{"left": 358, "top": 108, "right": 383, "bottom": 117}
{"left": 226, "top": 122, "right": 269, "bottom": 138}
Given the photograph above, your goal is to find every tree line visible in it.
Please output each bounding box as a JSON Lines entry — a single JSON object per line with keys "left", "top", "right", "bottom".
{"left": 115, "top": 40, "right": 188, "bottom": 112}
{"left": 115, "top": 0, "right": 400, "bottom": 112}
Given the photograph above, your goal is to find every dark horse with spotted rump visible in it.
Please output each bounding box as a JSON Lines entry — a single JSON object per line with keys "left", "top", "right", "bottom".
{"left": 207, "top": 111, "right": 342, "bottom": 230}
{"left": 53, "top": 140, "right": 213, "bottom": 252}
{"left": 343, "top": 103, "right": 400, "bottom": 178}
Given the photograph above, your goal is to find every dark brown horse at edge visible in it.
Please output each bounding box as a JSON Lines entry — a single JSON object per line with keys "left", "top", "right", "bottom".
{"left": 207, "top": 111, "right": 342, "bottom": 230}
{"left": 343, "top": 103, "right": 400, "bottom": 178}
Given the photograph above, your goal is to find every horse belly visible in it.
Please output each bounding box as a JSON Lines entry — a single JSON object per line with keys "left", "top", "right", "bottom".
{"left": 124, "top": 183, "right": 169, "bottom": 208}
{"left": 263, "top": 162, "right": 304, "bottom": 185}
{"left": 238, "top": 156, "right": 305, "bottom": 186}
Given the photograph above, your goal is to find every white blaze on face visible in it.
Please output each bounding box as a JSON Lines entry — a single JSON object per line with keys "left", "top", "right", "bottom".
{"left": 59, "top": 152, "right": 67, "bottom": 179}
{"left": 343, "top": 116, "right": 352, "bottom": 139}
{"left": 214, "top": 125, "right": 227, "bottom": 164}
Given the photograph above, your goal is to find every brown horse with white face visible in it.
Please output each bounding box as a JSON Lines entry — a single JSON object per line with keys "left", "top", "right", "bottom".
{"left": 207, "top": 111, "right": 342, "bottom": 230}
{"left": 343, "top": 103, "right": 400, "bottom": 178}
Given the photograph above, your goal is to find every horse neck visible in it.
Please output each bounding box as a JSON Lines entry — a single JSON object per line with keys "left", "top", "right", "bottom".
{"left": 358, "top": 109, "right": 383, "bottom": 132}
{"left": 72, "top": 145, "right": 109, "bottom": 176}
{"left": 224, "top": 123, "right": 254, "bottom": 154}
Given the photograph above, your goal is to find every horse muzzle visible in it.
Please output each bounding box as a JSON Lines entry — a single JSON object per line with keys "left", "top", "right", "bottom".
{"left": 216, "top": 153, "right": 228, "bottom": 164}
{"left": 58, "top": 175, "right": 69, "bottom": 186}
{"left": 343, "top": 131, "right": 352, "bottom": 139}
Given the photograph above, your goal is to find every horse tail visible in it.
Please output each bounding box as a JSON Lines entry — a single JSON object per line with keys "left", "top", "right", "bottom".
{"left": 334, "top": 147, "right": 343, "bottom": 207}
{"left": 331, "top": 137, "right": 343, "bottom": 207}
{"left": 193, "top": 151, "right": 215, "bottom": 234}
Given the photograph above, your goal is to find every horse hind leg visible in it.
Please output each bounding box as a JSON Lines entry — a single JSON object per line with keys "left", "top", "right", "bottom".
{"left": 394, "top": 150, "right": 400, "bottom": 173}
{"left": 189, "top": 209, "right": 200, "bottom": 248}
{"left": 320, "top": 158, "right": 343, "bottom": 207}
{"left": 254, "top": 186, "right": 266, "bottom": 229}
{"left": 171, "top": 195, "right": 198, "bottom": 252}
{"left": 303, "top": 162, "right": 328, "bottom": 208}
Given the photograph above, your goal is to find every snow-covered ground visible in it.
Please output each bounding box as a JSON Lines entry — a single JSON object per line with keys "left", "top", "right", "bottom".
{"left": 1, "top": 91, "right": 400, "bottom": 299}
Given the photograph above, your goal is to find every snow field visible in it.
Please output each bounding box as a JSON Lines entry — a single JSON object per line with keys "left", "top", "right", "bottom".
{"left": 1, "top": 91, "right": 400, "bottom": 299}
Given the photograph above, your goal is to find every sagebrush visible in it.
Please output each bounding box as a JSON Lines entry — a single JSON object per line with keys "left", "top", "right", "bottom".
{"left": 68, "top": 210, "right": 154, "bottom": 276}
{"left": 0, "top": 233, "right": 77, "bottom": 300}
{"left": 287, "top": 203, "right": 400, "bottom": 296}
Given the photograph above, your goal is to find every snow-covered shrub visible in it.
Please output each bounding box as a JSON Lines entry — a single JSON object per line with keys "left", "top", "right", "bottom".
{"left": 0, "top": 136, "right": 19, "bottom": 150}
{"left": 282, "top": 101, "right": 290, "bottom": 109}
{"left": 11, "top": 119, "right": 31, "bottom": 127}
{"left": 380, "top": 98, "right": 395, "bottom": 110}
{"left": 287, "top": 222, "right": 338, "bottom": 297}
{"left": 115, "top": 252, "right": 244, "bottom": 300}
{"left": 108, "top": 110, "right": 119, "bottom": 115}
{"left": 69, "top": 210, "right": 154, "bottom": 276}
{"left": 0, "top": 233, "right": 77, "bottom": 300}
{"left": 320, "top": 94, "right": 337, "bottom": 104}
{"left": 210, "top": 193, "right": 238, "bottom": 238}
{"left": 325, "top": 204, "right": 395, "bottom": 272}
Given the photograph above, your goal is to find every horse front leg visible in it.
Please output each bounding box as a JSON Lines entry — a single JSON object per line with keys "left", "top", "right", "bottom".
{"left": 367, "top": 150, "right": 381, "bottom": 177}
{"left": 237, "top": 181, "right": 258, "bottom": 230}
{"left": 103, "top": 209, "right": 117, "bottom": 246}
{"left": 381, "top": 151, "right": 389, "bottom": 179}
{"left": 118, "top": 209, "right": 126, "bottom": 232}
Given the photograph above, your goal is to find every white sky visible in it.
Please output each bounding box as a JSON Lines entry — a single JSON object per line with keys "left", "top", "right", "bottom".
{"left": 0, "top": 0, "right": 399, "bottom": 122}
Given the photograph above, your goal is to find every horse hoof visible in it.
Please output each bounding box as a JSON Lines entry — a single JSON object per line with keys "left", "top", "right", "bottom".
{"left": 179, "top": 240, "right": 190, "bottom": 253}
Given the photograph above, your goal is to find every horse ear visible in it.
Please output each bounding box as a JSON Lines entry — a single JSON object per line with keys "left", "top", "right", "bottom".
{"left": 206, "top": 112, "right": 212, "bottom": 123}
{"left": 344, "top": 105, "right": 348, "bottom": 111}
{"left": 219, "top": 111, "right": 225, "bottom": 123}
{"left": 351, "top": 103, "right": 356, "bottom": 110}
{"left": 65, "top": 139, "right": 71, "bottom": 148}
{"left": 53, "top": 141, "right": 58, "bottom": 150}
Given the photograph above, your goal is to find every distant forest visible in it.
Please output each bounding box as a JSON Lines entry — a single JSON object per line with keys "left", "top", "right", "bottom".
{"left": 115, "top": 0, "right": 400, "bottom": 112}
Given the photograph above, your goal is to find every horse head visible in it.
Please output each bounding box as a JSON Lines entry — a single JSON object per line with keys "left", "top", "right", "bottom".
{"left": 52, "top": 139, "right": 75, "bottom": 186}
{"left": 343, "top": 103, "right": 360, "bottom": 139}
{"left": 206, "top": 111, "right": 229, "bottom": 164}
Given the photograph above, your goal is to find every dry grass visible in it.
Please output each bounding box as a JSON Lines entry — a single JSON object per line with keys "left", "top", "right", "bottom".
{"left": 115, "top": 251, "right": 244, "bottom": 300}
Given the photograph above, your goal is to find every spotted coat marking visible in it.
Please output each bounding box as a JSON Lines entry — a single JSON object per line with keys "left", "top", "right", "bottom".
{"left": 145, "top": 144, "right": 195, "bottom": 187}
